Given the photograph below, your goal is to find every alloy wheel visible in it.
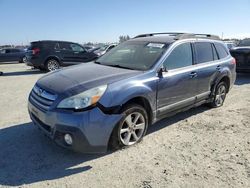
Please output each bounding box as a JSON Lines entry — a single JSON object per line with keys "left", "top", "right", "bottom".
{"left": 215, "top": 84, "right": 226, "bottom": 106}
{"left": 119, "top": 112, "right": 146, "bottom": 146}
{"left": 47, "top": 60, "right": 60, "bottom": 71}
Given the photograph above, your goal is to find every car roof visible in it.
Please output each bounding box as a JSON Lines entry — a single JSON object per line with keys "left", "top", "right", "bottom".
{"left": 31, "top": 40, "right": 78, "bottom": 44}
{"left": 129, "top": 32, "right": 221, "bottom": 44}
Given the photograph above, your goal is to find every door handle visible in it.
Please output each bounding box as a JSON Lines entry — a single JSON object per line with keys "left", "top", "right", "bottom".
{"left": 189, "top": 72, "right": 197, "bottom": 78}
{"left": 216, "top": 65, "right": 221, "bottom": 71}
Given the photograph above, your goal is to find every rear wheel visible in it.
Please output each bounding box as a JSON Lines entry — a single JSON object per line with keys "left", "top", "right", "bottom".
{"left": 208, "top": 82, "right": 227, "bottom": 108}
{"left": 46, "top": 59, "right": 60, "bottom": 72}
{"left": 109, "top": 104, "right": 148, "bottom": 150}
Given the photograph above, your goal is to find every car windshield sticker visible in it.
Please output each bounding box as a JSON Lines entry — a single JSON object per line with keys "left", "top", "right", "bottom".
{"left": 147, "top": 43, "right": 165, "bottom": 48}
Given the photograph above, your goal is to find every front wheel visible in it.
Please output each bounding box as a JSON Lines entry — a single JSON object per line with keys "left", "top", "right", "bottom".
{"left": 109, "top": 104, "right": 148, "bottom": 150}
{"left": 46, "top": 59, "right": 60, "bottom": 72}
{"left": 208, "top": 82, "right": 227, "bottom": 108}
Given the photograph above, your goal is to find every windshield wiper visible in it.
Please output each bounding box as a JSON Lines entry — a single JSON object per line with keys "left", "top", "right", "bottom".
{"left": 106, "top": 64, "right": 135, "bottom": 70}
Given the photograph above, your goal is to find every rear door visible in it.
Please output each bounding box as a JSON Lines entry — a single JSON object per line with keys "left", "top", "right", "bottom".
{"left": 193, "top": 42, "right": 221, "bottom": 101}
{"left": 157, "top": 42, "right": 197, "bottom": 117}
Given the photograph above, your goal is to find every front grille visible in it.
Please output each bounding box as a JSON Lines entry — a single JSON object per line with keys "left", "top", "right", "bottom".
{"left": 29, "top": 85, "right": 57, "bottom": 111}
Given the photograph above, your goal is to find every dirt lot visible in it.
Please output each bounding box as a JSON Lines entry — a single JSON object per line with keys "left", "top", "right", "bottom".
{"left": 0, "top": 63, "right": 250, "bottom": 188}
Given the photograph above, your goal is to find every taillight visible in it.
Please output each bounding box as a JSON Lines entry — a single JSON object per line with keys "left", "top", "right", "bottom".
{"left": 231, "top": 57, "right": 236, "bottom": 65}
{"left": 32, "top": 48, "right": 40, "bottom": 55}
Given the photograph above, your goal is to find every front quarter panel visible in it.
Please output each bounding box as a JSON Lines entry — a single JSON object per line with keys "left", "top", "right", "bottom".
{"left": 99, "top": 71, "right": 158, "bottom": 115}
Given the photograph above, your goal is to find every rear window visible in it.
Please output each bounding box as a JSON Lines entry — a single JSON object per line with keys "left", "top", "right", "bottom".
{"left": 194, "top": 42, "right": 214, "bottom": 64}
{"left": 30, "top": 42, "right": 43, "bottom": 50}
{"left": 214, "top": 43, "right": 228, "bottom": 59}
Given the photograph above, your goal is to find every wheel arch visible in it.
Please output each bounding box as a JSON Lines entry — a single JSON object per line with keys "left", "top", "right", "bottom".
{"left": 120, "top": 96, "right": 154, "bottom": 125}
{"left": 107, "top": 95, "right": 153, "bottom": 151}
{"left": 44, "top": 55, "right": 61, "bottom": 66}
{"left": 211, "top": 74, "right": 231, "bottom": 95}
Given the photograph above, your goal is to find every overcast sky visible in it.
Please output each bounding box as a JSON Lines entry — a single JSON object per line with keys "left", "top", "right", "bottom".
{"left": 0, "top": 0, "right": 249, "bottom": 45}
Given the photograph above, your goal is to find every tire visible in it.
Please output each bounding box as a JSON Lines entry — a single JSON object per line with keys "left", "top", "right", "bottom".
{"left": 208, "top": 82, "right": 227, "bottom": 108}
{"left": 45, "top": 59, "right": 60, "bottom": 72}
{"left": 109, "top": 104, "right": 148, "bottom": 150}
{"left": 21, "top": 56, "right": 27, "bottom": 63}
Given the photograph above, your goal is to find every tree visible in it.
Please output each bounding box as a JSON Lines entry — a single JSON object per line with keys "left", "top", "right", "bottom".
{"left": 119, "top": 35, "right": 130, "bottom": 43}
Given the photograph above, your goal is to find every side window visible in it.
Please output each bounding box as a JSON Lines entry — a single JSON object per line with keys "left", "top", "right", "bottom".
{"left": 194, "top": 42, "right": 213, "bottom": 64}
{"left": 214, "top": 43, "right": 228, "bottom": 59}
{"left": 12, "top": 49, "right": 20, "bottom": 53}
{"left": 70, "top": 44, "right": 84, "bottom": 52}
{"left": 60, "top": 43, "right": 71, "bottom": 50}
{"left": 163, "top": 43, "right": 193, "bottom": 70}
{"left": 212, "top": 44, "right": 219, "bottom": 60}
{"left": 5, "top": 49, "right": 11, "bottom": 53}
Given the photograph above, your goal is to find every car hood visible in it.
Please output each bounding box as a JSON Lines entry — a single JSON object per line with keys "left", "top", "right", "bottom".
{"left": 37, "top": 62, "right": 142, "bottom": 95}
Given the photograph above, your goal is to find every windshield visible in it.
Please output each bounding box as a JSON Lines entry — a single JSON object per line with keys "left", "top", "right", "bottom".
{"left": 238, "top": 39, "right": 250, "bottom": 46}
{"left": 96, "top": 41, "right": 168, "bottom": 70}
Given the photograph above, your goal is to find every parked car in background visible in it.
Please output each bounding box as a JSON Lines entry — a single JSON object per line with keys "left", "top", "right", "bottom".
{"left": 0, "top": 48, "right": 26, "bottom": 63}
{"left": 28, "top": 33, "right": 236, "bottom": 153}
{"left": 224, "top": 41, "right": 236, "bottom": 50}
{"left": 230, "top": 38, "right": 250, "bottom": 72}
{"left": 83, "top": 45, "right": 96, "bottom": 51}
{"left": 94, "top": 44, "right": 117, "bottom": 57}
{"left": 26, "top": 40, "right": 98, "bottom": 71}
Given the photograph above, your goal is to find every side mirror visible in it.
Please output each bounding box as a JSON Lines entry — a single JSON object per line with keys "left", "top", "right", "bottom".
{"left": 157, "top": 66, "right": 167, "bottom": 77}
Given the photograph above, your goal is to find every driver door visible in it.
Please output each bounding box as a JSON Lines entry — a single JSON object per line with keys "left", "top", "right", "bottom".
{"left": 157, "top": 42, "right": 198, "bottom": 117}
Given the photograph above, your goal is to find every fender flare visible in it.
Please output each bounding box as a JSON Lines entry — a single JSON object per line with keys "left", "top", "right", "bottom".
{"left": 211, "top": 72, "right": 231, "bottom": 96}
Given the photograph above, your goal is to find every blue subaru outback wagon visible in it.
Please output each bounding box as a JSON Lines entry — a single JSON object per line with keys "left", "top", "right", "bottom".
{"left": 28, "top": 33, "right": 236, "bottom": 153}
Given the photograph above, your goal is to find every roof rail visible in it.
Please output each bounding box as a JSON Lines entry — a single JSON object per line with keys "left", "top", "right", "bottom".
{"left": 134, "top": 32, "right": 220, "bottom": 40}
{"left": 134, "top": 32, "right": 186, "bottom": 38}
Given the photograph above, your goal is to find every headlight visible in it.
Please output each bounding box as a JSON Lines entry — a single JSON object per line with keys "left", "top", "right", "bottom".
{"left": 57, "top": 85, "right": 107, "bottom": 110}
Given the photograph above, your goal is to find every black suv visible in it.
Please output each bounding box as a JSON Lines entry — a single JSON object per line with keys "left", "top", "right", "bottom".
{"left": 26, "top": 41, "right": 98, "bottom": 71}
{"left": 230, "top": 38, "right": 250, "bottom": 72}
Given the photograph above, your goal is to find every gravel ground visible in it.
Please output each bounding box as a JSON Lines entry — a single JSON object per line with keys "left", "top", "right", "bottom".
{"left": 0, "top": 63, "right": 250, "bottom": 188}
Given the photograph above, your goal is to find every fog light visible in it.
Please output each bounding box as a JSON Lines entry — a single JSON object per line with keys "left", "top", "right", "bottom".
{"left": 64, "top": 134, "right": 73, "bottom": 145}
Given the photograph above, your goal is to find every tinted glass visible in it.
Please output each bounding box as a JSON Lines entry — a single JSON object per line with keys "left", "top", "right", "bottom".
{"left": 214, "top": 43, "right": 228, "bottom": 59}
{"left": 163, "top": 43, "right": 193, "bottom": 70}
{"left": 238, "top": 39, "right": 250, "bottom": 46}
{"left": 70, "top": 44, "right": 84, "bottom": 52}
{"left": 10, "top": 49, "right": 20, "bottom": 53}
{"left": 97, "top": 41, "right": 167, "bottom": 70}
{"left": 194, "top": 42, "right": 213, "bottom": 64}
{"left": 60, "top": 43, "right": 71, "bottom": 50}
